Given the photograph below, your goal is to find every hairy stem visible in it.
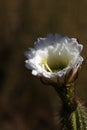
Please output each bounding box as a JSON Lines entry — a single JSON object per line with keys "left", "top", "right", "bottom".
{"left": 53, "top": 83, "right": 87, "bottom": 130}
{"left": 74, "top": 101, "right": 87, "bottom": 130}
{"left": 53, "top": 83, "right": 77, "bottom": 130}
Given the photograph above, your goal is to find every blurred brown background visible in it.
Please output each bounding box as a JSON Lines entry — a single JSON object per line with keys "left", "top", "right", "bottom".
{"left": 0, "top": 0, "right": 87, "bottom": 129}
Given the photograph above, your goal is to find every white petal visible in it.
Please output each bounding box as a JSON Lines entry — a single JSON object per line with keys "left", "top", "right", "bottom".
{"left": 25, "top": 34, "right": 83, "bottom": 79}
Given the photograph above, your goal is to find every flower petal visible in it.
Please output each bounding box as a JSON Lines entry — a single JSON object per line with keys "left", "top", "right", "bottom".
{"left": 25, "top": 34, "right": 83, "bottom": 83}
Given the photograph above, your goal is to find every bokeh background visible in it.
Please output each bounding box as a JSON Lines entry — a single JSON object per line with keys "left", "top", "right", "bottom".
{"left": 0, "top": 0, "right": 87, "bottom": 129}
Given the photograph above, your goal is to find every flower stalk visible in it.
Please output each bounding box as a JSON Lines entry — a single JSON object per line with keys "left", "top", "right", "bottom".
{"left": 53, "top": 82, "right": 87, "bottom": 130}
{"left": 72, "top": 101, "right": 87, "bottom": 130}
{"left": 52, "top": 83, "right": 77, "bottom": 130}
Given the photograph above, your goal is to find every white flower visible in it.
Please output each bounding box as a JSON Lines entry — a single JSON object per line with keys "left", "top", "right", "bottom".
{"left": 25, "top": 34, "right": 83, "bottom": 81}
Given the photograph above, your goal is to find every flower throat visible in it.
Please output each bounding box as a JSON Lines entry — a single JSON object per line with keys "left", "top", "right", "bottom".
{"left": 42, "top": 59, "right": 67, "bottom": 72}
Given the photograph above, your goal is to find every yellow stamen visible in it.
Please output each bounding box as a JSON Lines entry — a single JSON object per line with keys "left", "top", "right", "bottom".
{"left": 41, "top": 59, "right": 52, "bottom": 72}
{"left": 45, "top": 63, "right": 52, "bottom": 72}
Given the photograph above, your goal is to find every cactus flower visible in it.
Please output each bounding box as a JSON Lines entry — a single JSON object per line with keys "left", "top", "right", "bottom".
{"left": 25, "top": 34, "right": 83, "bottom": 82}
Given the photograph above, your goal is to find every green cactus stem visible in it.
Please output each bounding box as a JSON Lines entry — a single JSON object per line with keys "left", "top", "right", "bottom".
{"left": 72, "top": 101, "right": 87, "bottom": 130}
{"left": 52, "top": 83, "right": 87, "bottom": 130}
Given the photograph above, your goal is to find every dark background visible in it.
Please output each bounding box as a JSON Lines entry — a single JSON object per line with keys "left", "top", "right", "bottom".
{"left": 0, "top": 0, "right": 87, "bottom": 129}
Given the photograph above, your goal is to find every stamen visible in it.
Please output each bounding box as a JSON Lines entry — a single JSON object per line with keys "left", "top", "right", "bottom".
{"left": 45, "top": 63, "right": 52, "bottom": 72}
{"left": 41, "top": 59, "right": 52, "bottom": 72}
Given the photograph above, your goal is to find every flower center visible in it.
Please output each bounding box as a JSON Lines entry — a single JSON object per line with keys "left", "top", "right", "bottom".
{"left": 41, "top": 57, "right": 68, "bottom": 73}
{"left": 47, "top": 61, "right": 67, "bottom": 72}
